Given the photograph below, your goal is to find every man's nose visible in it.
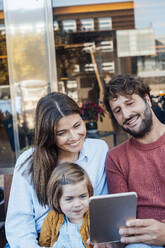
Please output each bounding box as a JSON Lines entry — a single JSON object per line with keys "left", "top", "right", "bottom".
{"left": 122, "top": 108, "right": 131, "bottom": 120}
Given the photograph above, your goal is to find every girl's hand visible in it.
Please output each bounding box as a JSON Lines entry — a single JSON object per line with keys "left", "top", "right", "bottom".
{"left": 87, "top": 239, "right": 122, "bottom": 248}
{"left": 92, "top": 243, "right": 112, "bottom": 248}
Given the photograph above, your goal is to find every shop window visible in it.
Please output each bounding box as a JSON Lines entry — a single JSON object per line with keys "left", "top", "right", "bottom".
{"left": 62, "top": 20, "right": 76, "bottom": 32}
{"left": 98, "top": 17, "right": 112, "bottom": 30}
{"left": 96, "top": 41, "right": 113, "bottom": 52}
{"left": 84, "top": 63, "right": 95, "bottom": 72}
{"left": 80, "top": 18, "right": 94, "bottom": 31}
{"left": 102, "top": 62, "right": 115, "bottom": 73}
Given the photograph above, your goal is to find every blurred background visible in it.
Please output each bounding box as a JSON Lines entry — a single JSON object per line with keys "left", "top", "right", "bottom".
{"left": 1, "top": 0, "right": 165, "bottom": 170}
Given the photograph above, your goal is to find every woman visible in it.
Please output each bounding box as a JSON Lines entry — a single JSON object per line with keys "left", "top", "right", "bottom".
{"left": 5, "top": 92, "right": 108, "bottom": 248}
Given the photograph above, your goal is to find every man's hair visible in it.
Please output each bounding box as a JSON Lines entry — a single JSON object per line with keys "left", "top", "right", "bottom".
{"left": 104, "top": 74, "right": 151, "bottom": 116}
{"left": 47, "top": 162, "right": 93, "bottom": 213}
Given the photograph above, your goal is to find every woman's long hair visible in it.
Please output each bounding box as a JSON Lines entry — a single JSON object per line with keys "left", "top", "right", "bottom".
{"left": 29, "top": 92, "right": 81, "bottom": 205}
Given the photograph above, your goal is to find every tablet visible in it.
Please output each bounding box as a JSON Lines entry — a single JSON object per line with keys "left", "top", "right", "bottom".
{"left": 89, "top": 192, "right": 137, "bottom": 244}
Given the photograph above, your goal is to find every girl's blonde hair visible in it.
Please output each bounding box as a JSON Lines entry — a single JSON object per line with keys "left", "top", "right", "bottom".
{"left": 47, "top": 163, "right": 93, "bottom": 213}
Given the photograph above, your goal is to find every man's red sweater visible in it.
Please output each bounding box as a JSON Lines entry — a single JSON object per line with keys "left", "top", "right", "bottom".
{"left": 106, "top": 132, "right": 165, "bottom": 221}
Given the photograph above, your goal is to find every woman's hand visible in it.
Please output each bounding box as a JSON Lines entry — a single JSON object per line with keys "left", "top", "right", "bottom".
{"left": 119, "top": 218, "right": 165, "bottom": 246}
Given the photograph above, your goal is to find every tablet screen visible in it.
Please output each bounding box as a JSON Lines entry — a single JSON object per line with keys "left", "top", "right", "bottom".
{"left": 89, "top": 192, "right": 137, "bottom": 243}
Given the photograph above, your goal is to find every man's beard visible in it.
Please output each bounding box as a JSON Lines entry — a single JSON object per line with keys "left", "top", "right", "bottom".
{"left": 122, "top": 103, "right": 153, "bottom": 138}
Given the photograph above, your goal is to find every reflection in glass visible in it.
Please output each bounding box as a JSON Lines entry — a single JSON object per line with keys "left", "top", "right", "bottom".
{"left": 98, "top": 17, "right": 112, "bottom": 30}
{"left": 80, "top": 18, "right": 94, "bottom": 31}
{"left": 53, "top": 0, "right": 165, "bottom": 99}
{"left": 3, "top": 0, "right": 56, "bottom": 162}
{"left": 0, "top": 86, "right": 15, "bottom": 168}
{"left": 62, "top": 20, "right": 77, "bottom": 32}
{"left": 53, "top": 2, "right": 127, "bottom": 105}
{"left": 0, "top": 21, "right": 14, "bottom": 168}
{"left": 52, "top": 0, "right": 165, "bottom": 139}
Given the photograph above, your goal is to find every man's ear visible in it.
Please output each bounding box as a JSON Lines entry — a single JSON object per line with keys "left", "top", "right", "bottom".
{"left": 145, "top": 94, "right": 152, "bottom": 106}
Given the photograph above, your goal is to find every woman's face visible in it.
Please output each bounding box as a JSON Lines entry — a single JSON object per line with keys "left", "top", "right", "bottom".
{"left": 55, "top": 114, "right": 86, "bottom": 154}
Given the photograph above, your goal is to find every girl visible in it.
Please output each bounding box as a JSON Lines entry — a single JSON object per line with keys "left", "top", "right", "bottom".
{"left": 39, "top": 162, "right": 93, "bottom": 248}
{"left": 5, "top": 92, "right": 108, "bottom": 248}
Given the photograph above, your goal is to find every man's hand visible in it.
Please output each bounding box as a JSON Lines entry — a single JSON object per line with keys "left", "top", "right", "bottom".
{"left": 119, "top": 218, "right": 165, "bottom": 246}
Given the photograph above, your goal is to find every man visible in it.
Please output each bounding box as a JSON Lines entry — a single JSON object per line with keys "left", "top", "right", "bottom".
{"left": 103, "top": 74, "right": 165, "bottom": 247}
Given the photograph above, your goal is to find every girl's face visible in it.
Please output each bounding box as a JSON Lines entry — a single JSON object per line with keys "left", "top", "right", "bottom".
{"left": 59, "top": 179, "right": 89, "bottom": 224}
{"left": 55, "top": 114, "right": 86, "bottom": 155}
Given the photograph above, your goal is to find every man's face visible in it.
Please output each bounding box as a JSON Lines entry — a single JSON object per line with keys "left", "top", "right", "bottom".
{"left": 109, "top": 94, "right": 153, "bottom": 138}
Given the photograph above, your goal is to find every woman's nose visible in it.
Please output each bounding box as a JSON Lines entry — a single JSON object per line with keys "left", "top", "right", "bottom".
{"left": 69, "top": 130, "right": 78, "bottom": 140}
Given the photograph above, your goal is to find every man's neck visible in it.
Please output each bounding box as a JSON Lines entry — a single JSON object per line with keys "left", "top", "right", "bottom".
{"left": 136, "top": 116, "right": 165, "bottom": 144}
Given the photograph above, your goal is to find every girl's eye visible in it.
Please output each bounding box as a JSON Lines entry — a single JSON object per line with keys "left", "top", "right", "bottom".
{"left": 80, "top": 194, "right": 87, "bottom": 199}
{"left": 65, "top": 197, "right": 72, "bottom": 201}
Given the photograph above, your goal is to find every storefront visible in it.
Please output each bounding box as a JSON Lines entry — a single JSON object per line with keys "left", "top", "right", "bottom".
{"left": 0, "top": 0, "right": 165, "bottom": 168}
